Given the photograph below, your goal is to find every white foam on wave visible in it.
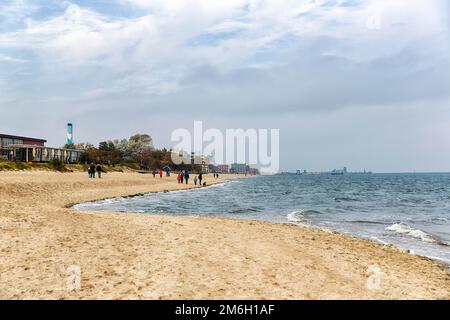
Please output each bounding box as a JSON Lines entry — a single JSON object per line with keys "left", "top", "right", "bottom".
{"left": 286, "top": 211, "right": 337, "bottom": 234}
{"left": 206, "top": 182, "right": 228, "bottom": 188}
{"left": 287, "top": 209, "right": 322, "bottom": 222}
{"left": 287, "top": 211, "right": 306, "bottom": 223}
{"left": 101, "top": 198, "right": 122, "bottom": 204}
{"left": 385, "top": 223, "right": 440, "bottom": 244}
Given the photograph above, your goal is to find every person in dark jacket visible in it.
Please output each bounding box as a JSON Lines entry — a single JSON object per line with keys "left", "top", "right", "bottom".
{"left": 184, "top": 170, "right": 189, "bottom": 184}
{"left": 89, "top": 163, "right": 96, "bottom": 178}
{"left": 96, "top": 165, "right": 103, "bottom": 178}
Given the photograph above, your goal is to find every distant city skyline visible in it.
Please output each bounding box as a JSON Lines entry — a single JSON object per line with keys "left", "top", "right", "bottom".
{"left": 1, "top": 0, "right": 449, "bottom": 173}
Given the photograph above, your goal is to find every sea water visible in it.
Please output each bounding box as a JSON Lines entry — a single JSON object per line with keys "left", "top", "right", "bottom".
{"left": 74, "top": 173, "right": 450, "bottom": 264}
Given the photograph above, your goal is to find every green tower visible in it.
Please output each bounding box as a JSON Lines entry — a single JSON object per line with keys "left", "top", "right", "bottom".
{"left": 67, "top": 123, "right": 73, "bottom": 145}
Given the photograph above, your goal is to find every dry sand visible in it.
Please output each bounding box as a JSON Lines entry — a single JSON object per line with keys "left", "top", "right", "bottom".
{"left": 0, "top": 171, "right": 449, "bottom": 299}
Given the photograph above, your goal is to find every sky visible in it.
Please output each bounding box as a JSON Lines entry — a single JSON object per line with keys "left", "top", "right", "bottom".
{"left": 0, "top": 0, "right": 449, "bottom": 172}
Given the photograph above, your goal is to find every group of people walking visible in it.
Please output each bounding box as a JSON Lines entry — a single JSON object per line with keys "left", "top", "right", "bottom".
{"left": 88, "top": 163, "right": 104, "bottom": 178}
{"left": 176, "top": 170, "right": 206, "bottom": 186}
{"left": 87, "top": 164, "right": 217, "bottom": 185}
{"left": 152, "top": 170, "right": 164, "bottom": 178}
{"left": 148, "top": 168, "right": 219, "bottom": 187}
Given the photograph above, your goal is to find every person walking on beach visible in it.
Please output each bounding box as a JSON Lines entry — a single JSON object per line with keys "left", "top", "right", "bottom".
{"left": 96, "top": 165, "right": 103, "bottom": 179}
{"left": 159, "top": 170, "right": 163, "bottom": 178}
{"left": 198, "top": 173, "right": 203, "bottom": 186}
{"left": 89, "top": 163, "right": 96, "bottom": 178}
{"left": 177, "top": 173, "right": 181, "bottom": 184}
{"left": 184, "top": 170, "right": 189, "bottom": 184}
{"left": 216, "top": 173, "right": 219, "bottom": 179}
{"left": 152, "top": 170, "right": 156, "bottom": 178}
{"left": 180, "top": 171, "right": 184, "bottom": 184}
{"left": 194, "top": 175, "right": 198, "bottom": 186}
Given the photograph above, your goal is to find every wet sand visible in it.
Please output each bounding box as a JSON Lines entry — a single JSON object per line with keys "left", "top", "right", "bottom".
{"left": 0, "top": 171, "right": 449, "bottom": 299}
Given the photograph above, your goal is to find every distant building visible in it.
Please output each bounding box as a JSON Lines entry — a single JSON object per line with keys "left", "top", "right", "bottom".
{"left": 230, "top": 163, "right": 248, "bottom": 174}
{"left": 0, "top": 134, "right": 46, "bottom": 157}
{"left": 216, "top": 164, "right": 229, "bottom": 174}
{"left": 0, "top": 133, "right": 82, "bottom": 163}
{"left": 248, "top": 167, "right": 260, "bottom": 175}
{"left": 188, "top": 152, "right": 211, "bottom": 173}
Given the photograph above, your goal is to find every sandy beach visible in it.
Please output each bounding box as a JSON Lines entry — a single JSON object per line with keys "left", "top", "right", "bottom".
{"left": 0, "top": 170, "right": 449, "bottom": 299}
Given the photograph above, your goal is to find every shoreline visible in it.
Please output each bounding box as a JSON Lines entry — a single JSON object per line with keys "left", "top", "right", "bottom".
{"left": 0, "top": 171, "right": 449, "bottom": 299}
{"left": 72, "top": 177, "right": 450, "bottom": 268}
{"left": 69, "top": 179, "right": 232, "bottom": 208}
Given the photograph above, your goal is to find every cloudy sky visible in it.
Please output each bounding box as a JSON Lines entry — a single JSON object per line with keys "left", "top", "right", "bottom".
{"left": 1, "top": 0, "right": 449, "bottom": 172}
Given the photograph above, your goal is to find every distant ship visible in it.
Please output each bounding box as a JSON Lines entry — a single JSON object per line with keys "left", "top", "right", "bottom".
{"left": 331, "top": 167, "right": 347, "bottom": 175}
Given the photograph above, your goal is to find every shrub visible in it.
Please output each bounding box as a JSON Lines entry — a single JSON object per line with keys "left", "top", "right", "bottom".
{"left": 0, "top": 162, "right": 32, "bottom": 171}
{"left": 48, "top": 159, "right": 67, "bottom": 172}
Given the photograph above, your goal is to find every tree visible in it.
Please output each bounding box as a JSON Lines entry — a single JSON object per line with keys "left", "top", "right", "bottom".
{"left": 63, "top": 142, "right": 93, "bottom": 150}
{"left": 129, "top": 134, "right": 152, "bottom": 145}
{"left": 74, "top": 142, "right": 94, "bottom": 151}
{"left": 99, "top": 141, "right": 116, "bottom": 152}
{"left": 127, "top": 134, "right": 154, "bottom": 164}
{"left": 62, "top": 134, "right": 165, "bottom": 167}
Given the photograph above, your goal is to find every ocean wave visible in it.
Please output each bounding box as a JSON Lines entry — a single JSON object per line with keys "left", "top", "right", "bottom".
{"left": 385, "top": 223, "right": 449, "bottom": 246}
{"left": 334, "top": 197, "right": 358, "bottom": 202}
{"left": 100, "top": 198, "right": 123, "bottom": 204}
{"left": 287, "top": 211, "right": 306, "bottom": 223}
{"left": 287, "top": 209, "right": 322, "bottom": 223}
{"left": 349, "top": 220, "right": 385, "bottom": 225}
{"left": 228, "top": 207, "right": 260, "bottom": 214}
{"left": 408, "top": 217, "right": 448, "bottom": 224}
